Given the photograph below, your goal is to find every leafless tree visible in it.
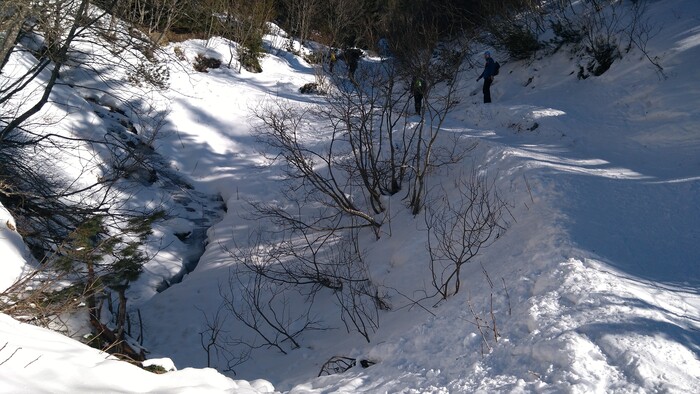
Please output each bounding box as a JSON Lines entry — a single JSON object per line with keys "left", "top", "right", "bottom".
{"left": 236, "top": 30, "right": 483, "bottom": 352}
{"left": 460, "top": 266, "right": 512, "bottom": 355}
{"left": 0, "top": 0, "right": 180, "bottom": 363}
{"left": 405, "top": 56, "right": 469, "bottom": 215}
{"left": 1, "top": 0, "right": 170, "bottom": 142}
{"left": 0, "top": 0, "right": 33, "bottom": 70}
{"left": 243, "top": 29, "right": 476, "bottom": 355}
{"left": 102, "top": 0, "right": 191, "bottom": 44}
{"left": 350, "top": 10, "right": 473, "bottom": 215}
{"left": 281, "top": 0, "right": 320, "bottom": 46}
{"left": 253, "top": 1, "right": 475, "bottom": 241}
{"left": 331, "top": 225, "right": 387, "bottom": 342}
{"left": 0, "top": 0, "right": 107, "bottom": 141}
{"left": 219, "top": 257, "right": 324, "bottom": 355}
{"left": 425, "top": 171, "right": 509, "bottom": 300}
{"left": 197, "top": 305, "right": 251, "bottom": 373}
{"left": 253, "top": 100, "right": 384, "bottom": 236}
{"left": 322, "top": 0, "right": 362, "bottom": 47}
{"left": 321, "top": 63, "right": 406, "bottom": 215}
{"left": 1, "top": 0, "right": 173, "bottom": 253}
{"left": 215, "top": 196, "right": 387, "bottom": 355}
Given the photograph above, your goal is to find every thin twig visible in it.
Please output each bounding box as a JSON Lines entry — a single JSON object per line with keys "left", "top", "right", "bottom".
{"left": 481, "top": 263, "right": 494, "bottom": 289}
{"left": 467, "top": 299, "right": 492, "bottom": 354}
{"left": 501, "top": 277, "right": 512, "bottom": 316}
{"left": 523, "top": 174, "right": 534, "bottom": 204}
{"left": 490, "top": 293, "right": 499, "bottom": 343}
{"left": 25, "top": 355, "right": 42, "bottom": 368}
{"left": 0, "top": 346, "right": 21, "bottom": 366}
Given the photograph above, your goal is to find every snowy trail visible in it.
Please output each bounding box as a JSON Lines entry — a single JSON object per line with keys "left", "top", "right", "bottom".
{"left": 415, "top": 36, "right": 700, "bottom": 387}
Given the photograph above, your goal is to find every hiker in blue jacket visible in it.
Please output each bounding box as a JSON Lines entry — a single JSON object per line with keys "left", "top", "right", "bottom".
{"left": 476, "top": 51, "right": 497, "bottom": 103}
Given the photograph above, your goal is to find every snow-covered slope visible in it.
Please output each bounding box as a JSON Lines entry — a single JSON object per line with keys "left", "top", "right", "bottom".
{"left": 1, "top": 0, "right": 699, "bottom": 392}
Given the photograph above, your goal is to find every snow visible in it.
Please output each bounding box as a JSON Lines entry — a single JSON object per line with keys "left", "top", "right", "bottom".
{"left": 0, "top": 206, "right": 31, "bottom": 292}
{"left": 1, "top": 0, "right": 700, "bottom": 392}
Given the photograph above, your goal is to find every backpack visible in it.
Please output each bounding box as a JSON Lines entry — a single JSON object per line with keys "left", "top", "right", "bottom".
{"left": 414, "top": 78, "right": 424, "bottom": 92}
{"left": 493, "top": 61, "right": 500, "bottom": 76}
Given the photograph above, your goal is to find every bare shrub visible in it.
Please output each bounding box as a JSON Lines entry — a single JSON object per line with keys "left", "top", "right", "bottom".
{"left": 280, "top": 0, "right": 321, "bottom": 45}
{"left": 425, "top": 171, "right": 509, "bottom": 300}
{"left": 462, "top": 267, "right": 511, "bottom": 355}
{"left": 128, "top": 62, "right": 170, "bottom": 89}
{"left": 197, "top": 305, "right": 251, "bottom": 373}
{"left": 253, "top": 100, "right": 383, "bottom": 236}
{"left": 318, "top": 355, "right": 375, "bottom": 376}
{"left": 299, "top": 82, "right": 322, "bottom": 94}
{"left": 479, "top": 0, "right": 544, "bottom": 60}
{"left": 550, "top": 19, "right": 584, "bottom": 46}
{"left": 546, "top": 0, "right": 658, "bottom": 77}
{"left": 193, "top": 53, "right": 221, "bottom": 73}
{"left": 502, "top": 26, "right": 541, "bottom": 60}
{"left": 585, "top": 36, "right": 620, "bottom": 76}
{"left": 219, "top": 212, "right": 386, "bottom": 350}
{"left": 219, "top": 240, "right": 325, "bottom": 355}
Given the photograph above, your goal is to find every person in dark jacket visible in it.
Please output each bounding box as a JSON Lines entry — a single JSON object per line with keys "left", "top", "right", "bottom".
{"left": 476, "top": 51, "right": 497, "bottom": 103}
{"left": 411, "top": 76, "right": 426, "bottom": 114}
{"left": 344, "top": 48, "right": 361, "bottom": 80}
